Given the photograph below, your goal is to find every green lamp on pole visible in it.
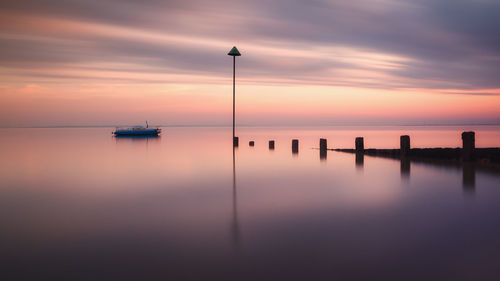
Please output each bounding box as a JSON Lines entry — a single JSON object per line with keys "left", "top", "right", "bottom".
{"left": 228, "top": 46, "right": 241, "bottom": 147}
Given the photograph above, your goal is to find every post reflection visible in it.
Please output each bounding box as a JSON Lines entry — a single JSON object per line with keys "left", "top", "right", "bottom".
{"left": 231, "top": 146, "right": 240, "bottom": 247}
{"left": 355, "top": 152, "right": 364, "bottom": 170}
{"left": 462, "top": 163, "right": 476, "bottom": 194}
{"left": 320, "top": 150, "right": 327, "bottom": 161}
{"left": 400, "top": 157, "right": 410, "bottom": 180}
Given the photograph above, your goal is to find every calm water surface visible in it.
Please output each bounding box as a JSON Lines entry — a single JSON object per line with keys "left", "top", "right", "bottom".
{"left": 1, "top": 126, "right": 500, "bottom": 280}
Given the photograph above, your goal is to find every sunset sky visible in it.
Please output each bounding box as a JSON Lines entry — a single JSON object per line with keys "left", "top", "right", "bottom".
{"left": 1, "top": 0, "right": 500, "bottom": 127}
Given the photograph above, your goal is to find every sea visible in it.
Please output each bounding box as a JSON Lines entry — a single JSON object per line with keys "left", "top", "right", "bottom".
{"left": 1, "top": 125, "right": 500, "bottom": 280}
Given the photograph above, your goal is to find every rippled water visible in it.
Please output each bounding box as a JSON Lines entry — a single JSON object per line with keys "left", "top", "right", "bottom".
{"left": 1, "top": 126, "right": 500, "bottom": 280}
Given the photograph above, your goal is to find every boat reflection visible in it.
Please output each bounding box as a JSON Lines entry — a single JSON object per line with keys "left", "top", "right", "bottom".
{"left": 114, "top": 135, "right": 161, "bottom": 143}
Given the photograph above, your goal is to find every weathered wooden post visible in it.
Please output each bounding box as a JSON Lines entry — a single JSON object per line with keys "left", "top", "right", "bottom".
{"left": 233, "top": 136, "right": 239, "bottom": 147}
{"left": 320, "top": 138, "right": 327, "bottom": 151}
{"left": 462, "top": 131, "right": 475, "bottom": 162}
{"left": 269, "top": 140, "right": 275, "bottom": 150}
{"left": 320, "top": 138, "right": 327, "bottom": 160}
{"left": 292, "top": 139, "right": 299, "bottom": 154}
{"left": 400, "top": 135, "right": 410, "bottom": 157}
{"left": 355, "top": 137, "right": 364, "bottom": 153}
{"left": 249, "top": 141, "right": 254, "bottom": 147}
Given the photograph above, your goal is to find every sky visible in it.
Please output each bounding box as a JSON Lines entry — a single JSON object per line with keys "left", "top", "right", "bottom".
{"left": 1, "top": 0, "right": 500, "bottom": 127}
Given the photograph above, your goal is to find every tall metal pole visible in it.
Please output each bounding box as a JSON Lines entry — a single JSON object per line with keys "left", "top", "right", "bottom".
{"left": 233, "top": 55, "right": 236, "bottom": 141}
{"left": 227, "top": 46, "right": 241, "bottom": 147}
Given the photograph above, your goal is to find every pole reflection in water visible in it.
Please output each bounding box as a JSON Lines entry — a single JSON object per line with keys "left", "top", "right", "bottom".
{"left": 400, "top": 157, "right": 411, "bottom": 181}
{"left": 355, "top": 152, "right": 364, "bottom": 171}
{"left": 462, "top": 163, "right": 476, "bottom": 194}
{"left": 231, "top": 146, "right": 240, "bottom": 247}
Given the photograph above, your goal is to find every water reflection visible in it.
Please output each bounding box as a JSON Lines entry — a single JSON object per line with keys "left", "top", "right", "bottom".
{"left": 355, "top": 152, "right": 364, "bottom": 170}
{"left": 114, "top": 135, "right": 160, "bottom": 143}
{"left": 320, "top": 150, "right": 327, "bottom": 161}
{"left": 231, "top": 146, "right": 240, "bottom": 247}
{"left": 462, "top": 163, "right": 476, "bottom": 194}
{"left": 353, "top": 151, "right": 493, "bottom": 194}
{"left": 400, "top": 157, "right": 411, "bottom": 181}
{"left": 3, "top": 127, "right": 500, "bottom": 280}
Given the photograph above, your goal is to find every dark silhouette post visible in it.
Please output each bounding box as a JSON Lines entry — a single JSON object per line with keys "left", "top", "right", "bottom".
{"left": 462, "top": 131, "right": 475, "bottom": 162}
{"left": 269, "top": 140, "right": 275, "bottom": 150}
{"left": 292, "top": 139, "right": 299, "bottom": 154}
{"left": 355, "top": 137, "right": 364, "bottom": 153}
{"left": 320, "top": 138, "right": 327, "bottom": 151}
{"left": 320, "top": 138, "right": 327, "bottom": 160}
{"left": 400, "top": 135, "right": 410, "bottom": 157}
{"left": 228, "top": 46, "right": 241, "bottom": 147}
{"left": 249, "top": 141, "right": 254, "bottom": 147}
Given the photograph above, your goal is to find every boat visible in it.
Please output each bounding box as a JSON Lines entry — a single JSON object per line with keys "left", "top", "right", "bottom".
{"left": 113, "top": 121, "right": 161, "bottom": 136}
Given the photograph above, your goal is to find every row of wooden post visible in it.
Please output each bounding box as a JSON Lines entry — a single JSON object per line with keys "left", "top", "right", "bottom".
{"left": 238, "top": 131, "right": 476, "bottom": 161}
{"left": 245, "top": 139, "right": 297, "bottom": 151}
{"left": 352, "top": 131, "right": 475, "bottom": 161}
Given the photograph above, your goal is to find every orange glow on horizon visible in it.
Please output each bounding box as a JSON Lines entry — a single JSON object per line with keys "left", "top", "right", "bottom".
{"left": 1, "top": 8, "right": 500, "bottom": 126}
{"left": 1, "top": 83, "right": 499, "bottom": 126}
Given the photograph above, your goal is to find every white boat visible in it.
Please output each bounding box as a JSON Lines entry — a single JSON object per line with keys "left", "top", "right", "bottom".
{"left": 113, "top": 122, "right": 161, "bottom": 136}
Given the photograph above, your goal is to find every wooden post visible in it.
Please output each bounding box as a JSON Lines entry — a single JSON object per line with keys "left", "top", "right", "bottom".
{"left": 292, "top": 139, "right": 299, "bottom": 154}
{"left": 355, "top": 137, "right": 364, "bottom": 153}
{"left": 462, "top": 131, "right": 475, "bottom": 162}
{"left": 400, "top": 135, "right": 410, "bottom": 157}
{"left": 233, "top": 136, "right": 239, "bottom": 147}
{"left": 269, "top": 140, "right": 275, "bottom": 150}
{"left": 249, "top": 141, "right": 254, "bottom": 147}
{"left": 320, "top": 138, "right": 327, "bottom": 160}
{"left": 320, "top": 138, "right": 327, "bottom": 151}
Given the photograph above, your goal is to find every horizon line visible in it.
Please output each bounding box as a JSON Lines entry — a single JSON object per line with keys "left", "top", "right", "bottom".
{"left": 2, "top": 123, "right": 500, "bottom": 129}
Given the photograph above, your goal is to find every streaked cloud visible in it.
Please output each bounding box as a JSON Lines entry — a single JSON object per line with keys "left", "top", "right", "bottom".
{"left": 0, "top": 0, "right": 500, "bottom": 125}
